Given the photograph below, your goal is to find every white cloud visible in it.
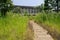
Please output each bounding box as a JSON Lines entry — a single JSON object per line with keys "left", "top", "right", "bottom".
{"left": 12, "top": 0, "right": 44, "bottom": 6}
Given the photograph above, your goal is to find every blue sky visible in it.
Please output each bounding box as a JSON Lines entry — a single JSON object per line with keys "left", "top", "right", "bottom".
{"left": 12, "top": 0, "right": 44, "bottom": 6}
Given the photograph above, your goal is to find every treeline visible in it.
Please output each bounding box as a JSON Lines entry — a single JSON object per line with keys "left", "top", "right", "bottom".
{"left": 44, "top": 0, "right": 60, "bottom": 12}
{"left": 37, "top": 0, "right": 60, "bottom": 13}
{"left": 0, "top": 0, "right": 60, "bottom": 16}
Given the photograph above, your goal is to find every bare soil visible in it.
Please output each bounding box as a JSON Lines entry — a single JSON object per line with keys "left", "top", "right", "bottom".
{"left": 29, "top": 20, "right": 54, "bottom": 40}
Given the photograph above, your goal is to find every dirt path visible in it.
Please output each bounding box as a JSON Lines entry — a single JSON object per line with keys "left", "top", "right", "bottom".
{"left": 29, "top": 20, "right": 54, "bottom": 40}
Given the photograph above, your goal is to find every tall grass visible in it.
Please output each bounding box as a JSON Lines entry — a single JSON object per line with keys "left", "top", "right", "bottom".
{"left": 0, "top": 12, "right": 28, "bottom": 40}
{"left": 34, "top": 12, "right": 60, "bottom": 33}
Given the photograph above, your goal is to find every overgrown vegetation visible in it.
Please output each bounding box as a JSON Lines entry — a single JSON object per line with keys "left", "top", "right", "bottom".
{"left": 34, "top": 12, "right": 60, "bottom": 34}
{"left": 0, "top": 0, "right": 13, "bottom": 16}
{"left": 0, "top": 12, "right": 29, "bottom": 40}
{"left": 44, "top": 0, "right": 60, "bottom": 12}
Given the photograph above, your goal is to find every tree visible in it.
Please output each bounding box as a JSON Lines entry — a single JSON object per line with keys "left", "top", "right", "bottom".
{"left": 44, "top": 0, "right": 49, "bottom": 11}
{"left": 49, "top": 0, "right": 59, "bottom": 12}
{"left": 44, "top": 0, "right": 60, "bottom": 12}
{"left": 13, "top": 7, "right": 21, "bottom": 13}
{"left": 36, "top": 4, "right": 44, "bottom": 12}
{"left": 0, "top": 0, "right": 13, "bottom": 16}
{"left": 56, "top": 0, "right": 59, "bottom": 12}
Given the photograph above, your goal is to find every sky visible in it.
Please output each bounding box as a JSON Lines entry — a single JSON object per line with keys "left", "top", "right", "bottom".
{"left": 12, "top": 0, "right": 44, "bottom": 6}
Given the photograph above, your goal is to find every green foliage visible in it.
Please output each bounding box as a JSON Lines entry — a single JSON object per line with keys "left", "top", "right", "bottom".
{"left": 13, "top": 7, "right": 21, "bottom": 13}
{"left": 0, "top": 12, "right": 28, "bottom": 40}
{"left": 24, "top": 10, "right": 29, "bottom": 16}
{"left": 0, "top": 0, "right": 13, "bottom": 16}
{"left": 44, "top": 0, "right": 60, "bottom": 12}
{"left": 44, "top": 0, "right": 49, "bottom": 10}
{"left": 36, "top": 4, "right": 44, "bottom": 12}
{"left": 34, "top": 12, "right": 60, "bottom": 33}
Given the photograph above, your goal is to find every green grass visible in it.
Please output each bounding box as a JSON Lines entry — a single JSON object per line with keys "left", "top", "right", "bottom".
{"left": 34, "top": 12, "right": 60, "bottom": 33}
{"left": 0, "top": 12, "right": 28, "bottom": 40}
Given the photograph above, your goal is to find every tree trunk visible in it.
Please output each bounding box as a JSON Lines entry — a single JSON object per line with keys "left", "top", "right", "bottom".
{"left": 1, "top": 9, "right": 7, "bottom": 16}
{"left": 56, "top": 0, "right": 59, "bottom": 13}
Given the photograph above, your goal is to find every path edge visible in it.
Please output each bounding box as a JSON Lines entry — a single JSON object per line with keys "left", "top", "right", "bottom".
{"left": 34, "top": 21, "right": 60, "bottom": 40}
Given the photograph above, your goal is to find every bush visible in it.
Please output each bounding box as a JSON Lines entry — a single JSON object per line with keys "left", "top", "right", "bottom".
{"left": 0, "top": 12, "right": 29, "bottom": 40}
{"left": 34, "top": 12, "right": 60, "bottom": 33}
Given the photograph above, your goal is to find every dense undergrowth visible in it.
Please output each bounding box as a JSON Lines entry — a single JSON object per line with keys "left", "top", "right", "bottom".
{"left": 34, "top": 12, "right": 60, "bottom": 33}
{"left": 0, "top": 12, "right": 29, "bottom": 40}
{"left": 0, "top": 12, "right": 60, "bottom": 40}
{"left": 31, "top": 12, "right": 60, "bottom": 40}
